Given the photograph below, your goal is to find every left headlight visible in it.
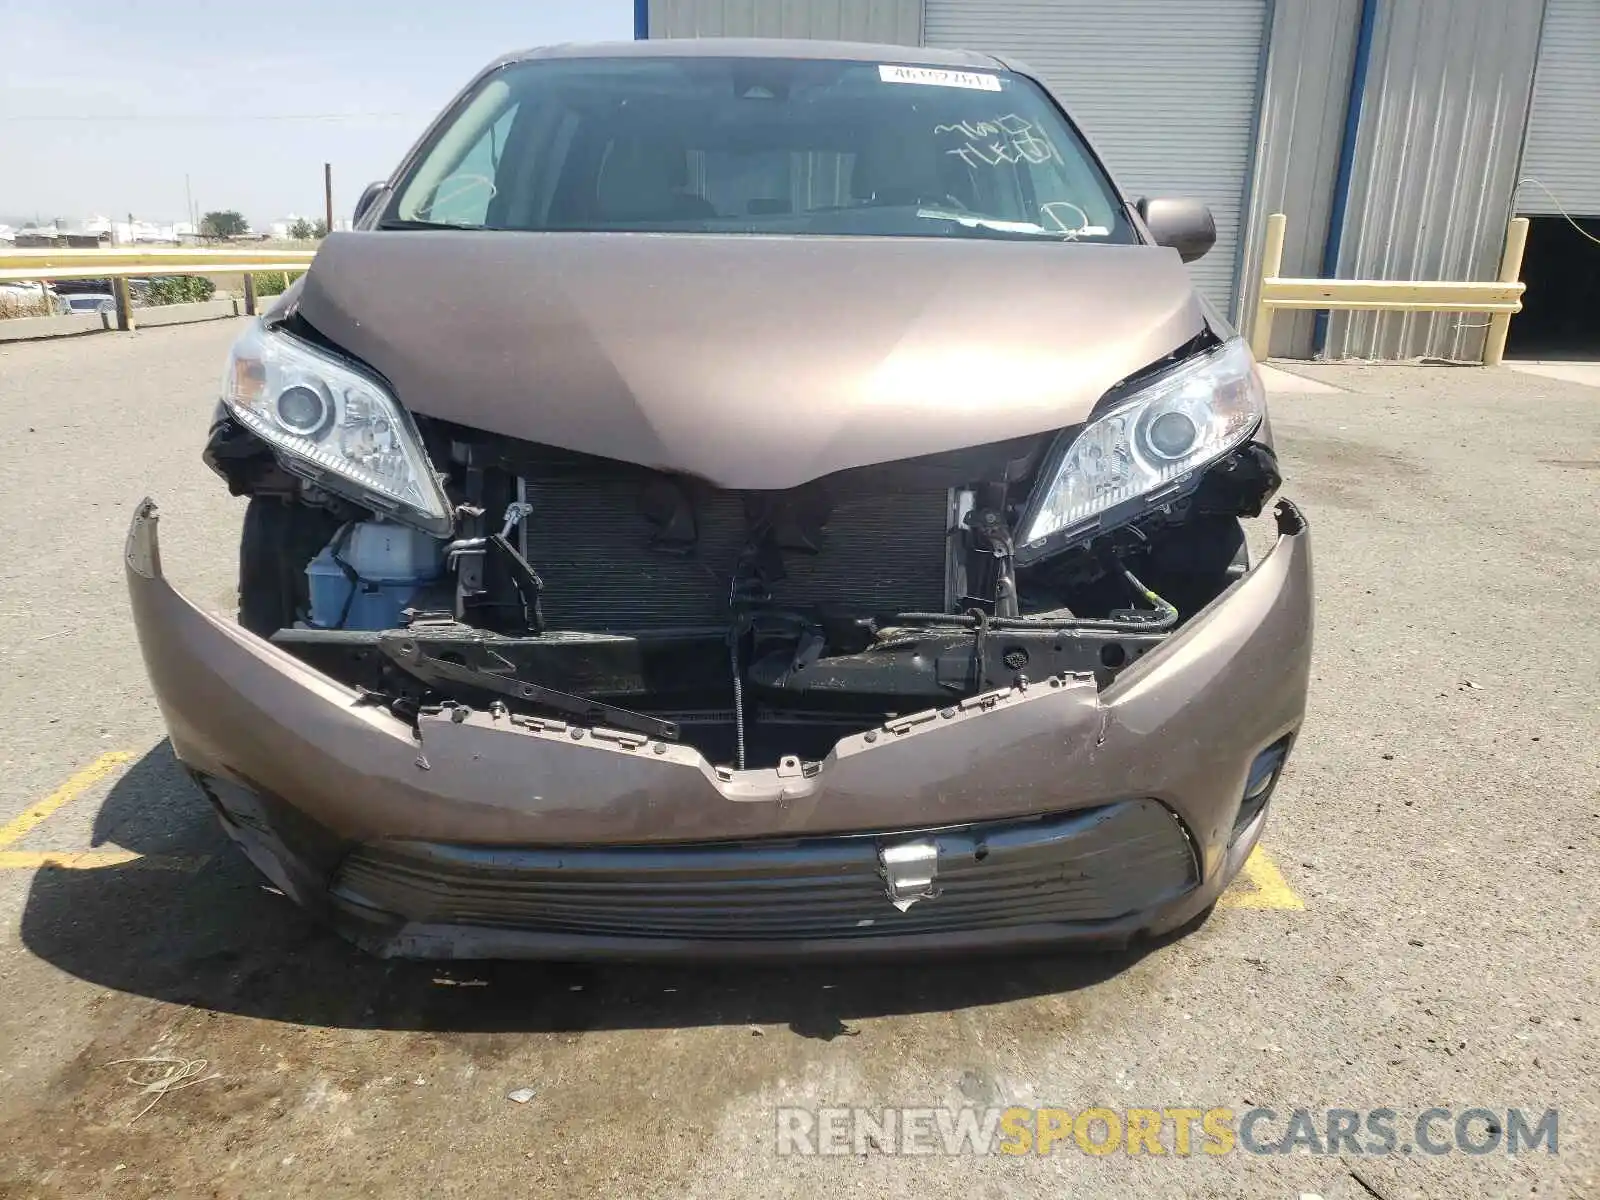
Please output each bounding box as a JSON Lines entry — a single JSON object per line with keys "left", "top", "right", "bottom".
{"left": 1015, "top": 337, "right": 1265, "bottom": 564}
{"left": 221, "top": 320, "right": 452, "bottom": 536}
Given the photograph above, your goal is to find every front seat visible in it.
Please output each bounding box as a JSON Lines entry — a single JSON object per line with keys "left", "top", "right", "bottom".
{"left": 594, "top": 138, "right": 717, "bottom": 223}
{"left": 850, "top": 126, "right": 950, "bottom": 208}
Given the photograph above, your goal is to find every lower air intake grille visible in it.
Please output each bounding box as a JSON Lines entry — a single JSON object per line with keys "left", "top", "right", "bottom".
{"left": 332, "top": 800, "right": 1198, "bottom": 942}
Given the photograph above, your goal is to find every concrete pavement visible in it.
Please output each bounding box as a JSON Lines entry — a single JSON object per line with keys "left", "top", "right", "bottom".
{"left": 0, "top": 321, "right": 1595, "bottom": 1199}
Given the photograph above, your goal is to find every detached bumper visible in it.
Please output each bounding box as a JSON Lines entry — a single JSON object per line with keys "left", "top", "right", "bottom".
{"left": 126, "top": 498, "right": 1313, "bottom": 959}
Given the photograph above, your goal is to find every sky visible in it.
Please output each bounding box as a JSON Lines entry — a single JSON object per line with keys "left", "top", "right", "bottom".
{"left": 0, "top": 0, "right": 633, "bottom": 229}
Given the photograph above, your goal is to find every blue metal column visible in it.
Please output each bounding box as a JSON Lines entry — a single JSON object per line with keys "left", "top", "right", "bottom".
{"left": 1315, "top": 0, "right": 1380, "bottom": 352}
{"left": 634, "top": 0, "right": 650, "bottom": 39}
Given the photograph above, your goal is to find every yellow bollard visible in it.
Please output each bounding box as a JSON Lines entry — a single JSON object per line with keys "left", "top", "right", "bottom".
{"left": 1483, "top": 216, "right": 1529, "bottom": 366}
{"left": 1250, "top": 213, "right": 1287, "bottom": 361}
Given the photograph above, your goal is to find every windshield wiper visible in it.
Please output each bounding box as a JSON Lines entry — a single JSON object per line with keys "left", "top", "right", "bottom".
{"left": 375, "top": 217, "right": 484, "bottom": 232}
{"left": 915, "top": 209, "right": 1110, "bottom": 240}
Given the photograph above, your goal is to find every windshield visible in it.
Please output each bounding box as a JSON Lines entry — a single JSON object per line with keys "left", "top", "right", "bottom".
{"left": 389, "top": 56, "right": 1135, "bottom": 242}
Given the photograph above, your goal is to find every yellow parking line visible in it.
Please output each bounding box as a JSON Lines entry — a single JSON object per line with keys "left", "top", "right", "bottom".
{"left": 0, "top": 751, "right": 135, "bottom": 848}
{"left": 0, "top": 850, "right": 209, "bottom": 872}
{"left": 0, "top": 752, "right": 207, "bottom": 872}
{"left": 1218, "top": 847, "right": 1306, "bottom": 910}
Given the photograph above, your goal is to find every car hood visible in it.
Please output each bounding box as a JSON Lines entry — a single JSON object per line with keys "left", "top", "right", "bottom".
{"left": 294, "top": 230, "right": 1206, "bottom": 490}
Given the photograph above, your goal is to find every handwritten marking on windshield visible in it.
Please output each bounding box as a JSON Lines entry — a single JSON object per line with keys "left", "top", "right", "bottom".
{"left": 1040, "top": 201, "right": 1109, "bottom": 238}
{"left": 934, "top": 114, "right": 1063, "bottom": 169}
{"left": 417, "top": 172, "right": 496, "bottom": 222}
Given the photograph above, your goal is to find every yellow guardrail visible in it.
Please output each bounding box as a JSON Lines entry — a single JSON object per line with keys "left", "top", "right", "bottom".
{"left": 10, "top": 226, "right": 1536, "bottom": 361}
{"left": 1248, "top": 213, "right": 1529, "bottom": 366}
{"left": 0, "top": 246, "right": 318, "bottom": 330}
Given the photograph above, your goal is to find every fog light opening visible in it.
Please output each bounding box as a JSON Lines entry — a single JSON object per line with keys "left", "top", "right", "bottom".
{"left": 1232, "top": 736, "right": 1292, "bottom": 841}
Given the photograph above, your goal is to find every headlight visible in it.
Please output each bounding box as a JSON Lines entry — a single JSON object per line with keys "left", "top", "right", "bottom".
{"left": 1015, "top": 338, "right": 1265, "bottom": 564}
{"left": 221, "top": 320, "right": 452, "bottom": 536}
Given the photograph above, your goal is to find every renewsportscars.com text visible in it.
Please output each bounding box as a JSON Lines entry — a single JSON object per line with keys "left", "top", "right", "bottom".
{"left": 775, "top": 1105, "right": 1559, "bottom": 1157}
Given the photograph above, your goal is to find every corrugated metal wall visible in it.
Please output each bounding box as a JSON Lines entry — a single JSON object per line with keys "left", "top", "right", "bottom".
{"left": 1327, "top": 0, "right": 1546, "bottom": 361}
{"left": 922, "top": 0, "right": 1270, "bottom": 317}
{"left": 646, "top": 0, "right": 922, "bottom": 44}
{"left": 1518, "top": 0, "right": 1600, "bottom": 217}
{"left": 642, "top": 0, "right": 1565, "bottom": 362}
{"left": 1236, "top": 0, "right": 1360, "bottom": 358}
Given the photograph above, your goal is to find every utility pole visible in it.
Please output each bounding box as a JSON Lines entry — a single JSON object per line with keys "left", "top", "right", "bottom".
{"left": 324, "top": 163, "right": 334, "bottom": 235}
{"left": 185, "top": 173, "right": 194, "bottom": 236}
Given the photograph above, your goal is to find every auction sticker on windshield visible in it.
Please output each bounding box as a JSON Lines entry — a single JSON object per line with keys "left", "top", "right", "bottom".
{"left": 879, "top": 64, "right": 1002, "bottom": 91}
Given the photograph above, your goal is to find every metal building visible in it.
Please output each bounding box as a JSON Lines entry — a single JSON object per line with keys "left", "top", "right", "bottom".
{"left": 638, "top": 0, "right": 1600, "bottom": 361}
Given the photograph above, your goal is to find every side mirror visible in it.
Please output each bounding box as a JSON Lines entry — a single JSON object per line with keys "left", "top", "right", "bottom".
{"left": 353, "top": 181, "right": 386, "bottom": 226}
{"left": 1137, "top": 198, "right": 1216, "bottom": 263}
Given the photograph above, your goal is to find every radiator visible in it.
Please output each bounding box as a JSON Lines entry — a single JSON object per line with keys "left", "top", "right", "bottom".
{"left": 516, "top": 464, "right": 954, "bottom": 632}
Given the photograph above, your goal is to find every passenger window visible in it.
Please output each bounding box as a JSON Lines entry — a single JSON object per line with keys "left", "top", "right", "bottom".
{"left": 416, "top": 104, "right": 519, "bottom": 227}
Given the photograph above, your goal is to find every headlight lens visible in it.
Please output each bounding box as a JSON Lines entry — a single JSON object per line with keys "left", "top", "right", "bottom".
{"left": 221, "top": 320, "right": 451, "bottom": 535}
{"left": 1015, "top": 338, "right": 1265, "bottom": 563}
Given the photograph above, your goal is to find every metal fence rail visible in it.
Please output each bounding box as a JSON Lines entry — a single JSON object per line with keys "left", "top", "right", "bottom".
{"left": 0, "top": 247, "right": 318, "bottom": 330}
{"left": 1248, "top": 213, "right": 1529, "bottom": 365}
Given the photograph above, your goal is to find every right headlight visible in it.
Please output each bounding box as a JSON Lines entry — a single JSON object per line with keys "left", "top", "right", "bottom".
{"left": 221, "top": 320, "right": 452, "bottom": 536}
{"left": 1015, "top": 337, "right": 1265, "bottom": 564}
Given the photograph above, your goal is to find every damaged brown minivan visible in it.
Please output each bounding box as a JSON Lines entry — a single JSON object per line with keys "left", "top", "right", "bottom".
{"left": 126, "top": 39, "right": 1312, "bottom": 959}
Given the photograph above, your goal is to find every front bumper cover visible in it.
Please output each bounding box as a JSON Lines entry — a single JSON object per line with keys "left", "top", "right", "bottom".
{"left": 126, "top": 498, "right": 1313, "bottom": 959}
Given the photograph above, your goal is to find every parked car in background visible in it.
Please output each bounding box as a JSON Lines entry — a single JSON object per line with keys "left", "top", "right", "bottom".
{"left": 126, "top": 39, "right": 1312, "bottom": 961}
{"left": 52, "top": 277, "right": 155, "bottom": 305}
{"left": 62, "top": 293, "right": 116, "bottom": 314}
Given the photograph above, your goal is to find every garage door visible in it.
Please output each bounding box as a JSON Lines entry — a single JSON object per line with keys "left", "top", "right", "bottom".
{"left": 1518, "top": 0, "right": 1600, "bottom": 217}
{"left": 923, "top": 0, "right": 1269, "bottom": 316}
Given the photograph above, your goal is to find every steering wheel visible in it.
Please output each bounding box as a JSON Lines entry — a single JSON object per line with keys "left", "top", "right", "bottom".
{"left": 862, "top": 189, "right": 972, "bottom": 212}
{"left": 926, "top": 191, "right": 972, "bottom": 212}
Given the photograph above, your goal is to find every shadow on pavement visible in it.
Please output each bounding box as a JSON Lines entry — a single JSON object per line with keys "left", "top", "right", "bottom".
{"left": 23, "top": 741, "right": 1174, "bottom": 1039}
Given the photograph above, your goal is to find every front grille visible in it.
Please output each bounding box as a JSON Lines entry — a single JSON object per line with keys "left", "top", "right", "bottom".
{"left": 516, "top": 466, "right": 953, "bottom": 632}
{"left": 332, "top": 800, "right": 1198, "bottom": 941}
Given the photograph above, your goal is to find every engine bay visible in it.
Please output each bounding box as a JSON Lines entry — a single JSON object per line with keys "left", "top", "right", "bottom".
{"left": 210, "top": 408, "right": 1281, "bottom": 771}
